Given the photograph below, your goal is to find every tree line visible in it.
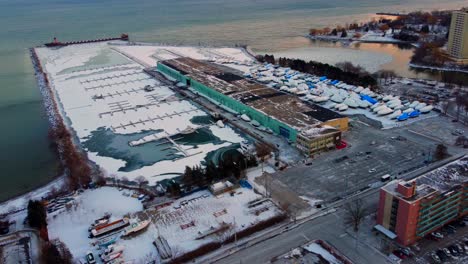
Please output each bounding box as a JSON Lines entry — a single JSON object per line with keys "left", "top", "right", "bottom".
{"left": 48, "top": 124, "right": 93, "bottom": 190}
{"left": 257, "top": 54, "right": 377, "bottom": 88}
{"left": 167, "top": 149, "right": 260, "bottom": 197}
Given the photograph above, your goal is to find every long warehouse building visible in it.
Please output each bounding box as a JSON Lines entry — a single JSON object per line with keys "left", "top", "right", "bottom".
{"left": 157, "top": 57, "right": 348, "bottom": 156}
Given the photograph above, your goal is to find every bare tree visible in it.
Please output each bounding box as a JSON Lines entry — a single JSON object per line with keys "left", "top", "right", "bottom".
{"left": 441, "top": 100, "right": 450, "bottom": 115}
{"left": 434, "top": 144, "right": 448, "bottom": 161}
{"left": 456, "top": 94, "right": 465, "bottom": 121}
{"left": 344, "top": 199, "right": 367, "bottom": 250}
{"left": 135, "top": 175, "right": 147, "bottom": 190}
{"left": 344, "top": 199, "right": 366, "bottom": 232}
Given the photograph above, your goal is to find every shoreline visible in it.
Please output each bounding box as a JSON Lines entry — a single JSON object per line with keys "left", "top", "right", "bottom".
{"left": 409, "top": 63, "right": 468, "bottom": 74}
{"left": 306, "top": 34, "right": 412, "bottom": 45}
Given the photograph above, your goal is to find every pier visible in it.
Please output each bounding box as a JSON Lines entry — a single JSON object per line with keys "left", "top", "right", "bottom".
{"left": 44, "top": 34, "right": 129, "bottom": 47}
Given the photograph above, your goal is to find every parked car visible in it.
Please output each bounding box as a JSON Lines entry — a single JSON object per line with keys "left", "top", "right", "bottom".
{"left": 392, "top": 250, "right": 407, "bottom": 259}
{"left": 430, "top": 232, "right": 444, "bottom": 240}
{"left": 443, "top": 248, "right": 452, "bottom": 258}
{"left": 448, "top": 245, "right": 460, "bottom": 257}
{"left": 369, "top": 168, "right": 377, "bottom": 173}
{"left": 455, "top": 243, "right": 464, "bottom": 253}
{"left": 430, "top": 252, "right": 441, "bottom": 263}
{"left": 86, "top": 251, "right": 96, "bottom": 264}
{"left": 436, "top": 249, "right": 448, "bottom": 261}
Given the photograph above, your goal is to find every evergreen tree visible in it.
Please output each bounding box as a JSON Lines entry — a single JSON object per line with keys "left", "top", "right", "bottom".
{"left": 341, "top": 29, "right": 348, "bottom": 38}
{"left": 27, "top": 200, "right": 47, "bottom": 229}
{"left": 421, "top": 24, "right": 430, "bottom": 33}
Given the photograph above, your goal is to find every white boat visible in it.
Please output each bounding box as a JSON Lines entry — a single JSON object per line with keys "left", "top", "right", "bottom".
{"left": 251, "top": 120, "right": 260, "bottom": 127}
{"left": 311, "top": 96, "right": 329, "bottom": 103}
{"left": 392, "top": 104, "right": 404, "bottom": 110}
{"left": 91, "top": 218, "right": 129, "bottom": 238}
{"left": 288, "top": 87, "right": 298, "bottom": 93}
{"left": 337, "top": 104, "right": 348, "bottom": 111}
{"left": 344, "top": 98, "right": 359, "bottom": 108}
{"left": 295, "top": 90, "right": 308, "bottom": 96}
{"left": 240, "top": 114, "right": 251, "bottom": 122}
{"left": 373, "top": 105, "right": 387, "bottom": 113}
{"left": 403, "top": 108, "right": 414, "bottom": 113}
{"left": 354, "top": 86, "right": 364, "bottom": 93}
{"left": 409, "top": 101, "right": 419, "bottom": 108}
{"left": 382, "top": 95, "right": 394, "bottom": 102}
{"left": 378, "top": 107, "right": 393, "bottom": 116}
{"left": 370, "top": 102, "right": 383, "bottom": 109}
{"left": 122, "top": 220, "right": 150, "bottom": 237}
{"left": 387, "top": 99, "right": 401, "bottom": 107}
{"left": 102, "top": 251, "right": 122, "bottom": 263}
{"left": 389, "top": 110, "right": 402, "bottom": 119}
{"left": 180, "top": 126, "right": 196, "bottom": 135}
{"left": 334, "top": 103, "right": 345, "bottom": 109}
{"left": 358, "top": 100, "right": 369, "bottom": 108}
{"left": 102, "top": 245, "right": 125, "bottom": 256}
{"left": 216, "top": 120, "right": 224, "bottom": 128}
{"left": 331, "top": 94, "right": 344, "bottom": 103}
{"left": 420, "top": 105, "right": 433, "bottom": 113}
{"left": 415, "top": 103, "right": 427, "bottom": 110}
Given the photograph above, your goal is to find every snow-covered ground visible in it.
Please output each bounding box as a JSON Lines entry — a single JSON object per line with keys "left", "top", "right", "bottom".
{"left": 113, "top": 44, "right": 254, "bottom": 72}
{"left": 46, "top": 186, "right": 282, "bottom": 262}
{"left": 246, "top": 165, "right": 276, "bottom": 196}
{"left": 303, "top": 242, "right": 342, "bottom": 264}
{"left": 47, "top": 187, "right": 154, "bottom": 263}
{"left": 150, "top": 188, "right": 282, "bottom": 257}
{"left": 34, "top": 42, "right": 251, "bottom": 184}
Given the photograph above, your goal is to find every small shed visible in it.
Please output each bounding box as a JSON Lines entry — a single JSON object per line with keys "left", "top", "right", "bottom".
{"left": 209, "top": 181, "right": 234, "bottom": 195}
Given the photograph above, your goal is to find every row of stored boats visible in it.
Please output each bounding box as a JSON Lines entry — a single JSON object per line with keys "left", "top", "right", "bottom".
{"left": 247, "top": 63, "right": 433, "bottom": 121}
{"left": 86, "top": 214, "right": 151, "bottom": 263}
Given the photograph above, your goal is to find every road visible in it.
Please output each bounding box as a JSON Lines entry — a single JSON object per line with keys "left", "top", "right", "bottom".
{"left": 213, "top": 190, "right": 384, "bottom": 264}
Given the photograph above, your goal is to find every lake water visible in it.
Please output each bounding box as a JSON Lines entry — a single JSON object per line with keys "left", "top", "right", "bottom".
{"left": 1, "top": 0, "right": 467, "bottom": 202}
{"left": 269, "top": 38, "right": 468, "bottom": 83}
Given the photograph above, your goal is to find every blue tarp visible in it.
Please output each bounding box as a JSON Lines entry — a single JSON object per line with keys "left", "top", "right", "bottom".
{"left": 397, "top": 113, "right": 409, "bottom": 121}
{"left": 360, "top": 95, "right": 377, "bottom": 105}
{"left": 239, "top": 180, "right": 253, "bottom": 189}
{"left": 409, "top": 110, "right": 420, "bottom": 118}
{"left": 308, "top": 84, "right": 316, "bottom": 89}
{"left": 331, "top": 80, "right": 339, "bottom": 85}
{"left": 319, "top": 76, "right": 327, "bottom": 81}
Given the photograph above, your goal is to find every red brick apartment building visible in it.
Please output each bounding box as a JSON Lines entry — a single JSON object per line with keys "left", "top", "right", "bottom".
{"left": 376, "top": 156, "right": 467, "bottom": 246}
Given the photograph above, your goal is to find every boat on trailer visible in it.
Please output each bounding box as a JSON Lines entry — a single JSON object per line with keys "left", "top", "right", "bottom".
{"left": 122, "top": 220, "right": 150, "bottom": 237}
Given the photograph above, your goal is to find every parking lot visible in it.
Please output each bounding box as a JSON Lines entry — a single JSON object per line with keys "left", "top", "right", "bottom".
{"left": 271, "top": 120, "right": 434, "bottom": 202}
{"left": 405, "top": 219, "right": 468, "bottom": 264}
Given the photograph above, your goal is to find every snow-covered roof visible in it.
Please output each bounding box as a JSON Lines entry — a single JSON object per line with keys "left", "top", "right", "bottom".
{"left": 382, "top": 156, "right": 467, "bottom": 201}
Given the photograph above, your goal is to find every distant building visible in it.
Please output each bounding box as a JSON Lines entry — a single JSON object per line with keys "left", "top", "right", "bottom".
{"left": 447, "top": 8, "right": 468, "bottom": 64}
{"left": 157, "top": 57, "right": 348, "bottom": 156}
{"left": 376, "top": 157, "right": 468, "bottom": 246}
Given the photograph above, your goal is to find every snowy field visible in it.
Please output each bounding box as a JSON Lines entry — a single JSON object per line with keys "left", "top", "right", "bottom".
{"left": 148, "top": 188, "right": 282, "bottom": 257}
{"left": 113, "top": 44, "right": 254, "bottom": 73}
{"left": 34, "top": 42, "right": 252, "bottom": 184}
{"left": 46, "top": 186, "right": 282, "bottom": 262}
{"left": 47, "top": 187, "right": 154, "bottom": 263}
